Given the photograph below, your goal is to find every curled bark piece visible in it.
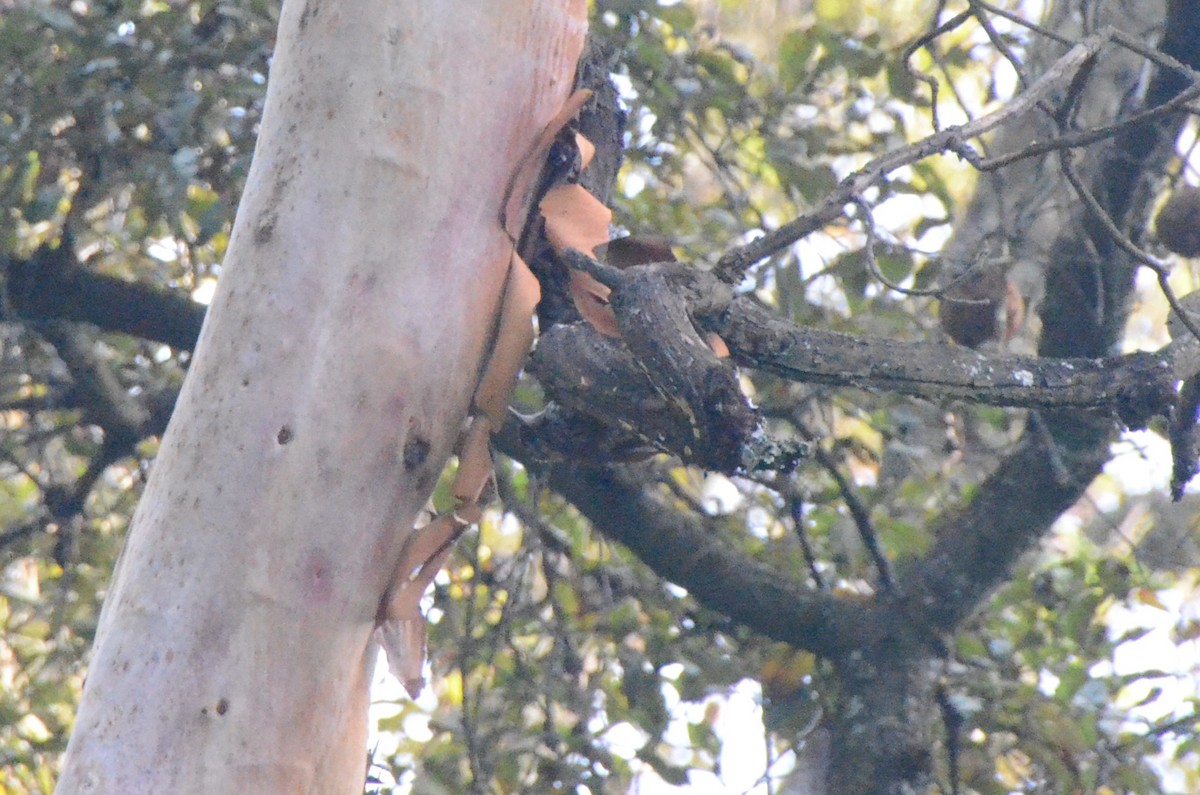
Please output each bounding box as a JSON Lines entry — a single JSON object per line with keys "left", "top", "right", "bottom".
{"left": 575, "top": 132, "right": 596, "bottom": 170}
{"left": 540, "top": 183, "right": 612, "bottom": 255}
{"left": 540, "top": 183, "right": 620, "bottom": 335}
{"left": 453, "top": 414, "right": 494, "bottom": 505}
{"left": 706, "top": 332, "right": 730, "bottom": 359}
{"left": 473, "top": 252, "right": 541, "bottom": 428}
{"left": 502, "top": 88, "right": 594, "bottom": 239}
{"left": 378, "top": 512, "right": 465, "bottom": 696}
{"left": 388, "top": 513, "right": 463, "bottom": 597}
{"left": 375, "top": 616, "right": 429, "bottom": 698}
{"left": 566, "top": 270, "right": 620, "bottom": 337}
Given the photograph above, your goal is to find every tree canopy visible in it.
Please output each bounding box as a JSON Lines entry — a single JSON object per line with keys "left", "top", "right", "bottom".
{"left": 2, "top": 1, "right": 1200, "bottom": 793}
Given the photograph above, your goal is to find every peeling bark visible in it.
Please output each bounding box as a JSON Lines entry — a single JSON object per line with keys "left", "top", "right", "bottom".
{"left": 56, "top": 2, "right": 586, "bottom": 793}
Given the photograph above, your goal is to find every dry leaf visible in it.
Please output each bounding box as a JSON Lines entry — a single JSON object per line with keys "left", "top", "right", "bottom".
{"left": 473, "top": 252, "right": 541, "bottom": 428}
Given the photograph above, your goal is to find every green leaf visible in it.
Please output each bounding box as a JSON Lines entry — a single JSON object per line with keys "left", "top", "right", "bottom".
{"left": 779, "top": 30, "right": 815, "bottom": 93}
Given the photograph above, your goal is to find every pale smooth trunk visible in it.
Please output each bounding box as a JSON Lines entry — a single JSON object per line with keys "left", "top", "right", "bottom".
{"left": 57, "top": 1, "right": 585, "bottom": 792}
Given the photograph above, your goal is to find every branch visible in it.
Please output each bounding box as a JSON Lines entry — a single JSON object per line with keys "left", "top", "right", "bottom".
{"left": 537, "top": 459, "right": 866, "bottom": 659}
{"left": 36, "top": 322, "right": 152, "bottom": 448}
{"left": 713, "top": 31, "right": 1116, "bottom": 283}
{"left": 2, "top": 241, "right": 206, "bottom": 350}
{"left": 716, "top": 299, "right": 1177, "bottom": 427}
{"left": 897, "top": 411, "right": 1112, "bottom": 634}
{"left": 794, "top": 419, "right": 893, "bottom": 591}
{"left": 893, "top": 0, "right": 1200, "bottom": 636}
{"left": 9, "top": 236, "right": 1185, "bottom": 472}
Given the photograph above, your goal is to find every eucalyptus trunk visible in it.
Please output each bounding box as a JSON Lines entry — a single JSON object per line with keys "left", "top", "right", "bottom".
{"left": 56, "top": 2, "right": 586, "bottom": 792}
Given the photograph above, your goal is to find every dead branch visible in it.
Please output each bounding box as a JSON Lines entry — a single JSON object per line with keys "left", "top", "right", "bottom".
{"left": 714, "top": 26, "right": 1200, "bottom": 285}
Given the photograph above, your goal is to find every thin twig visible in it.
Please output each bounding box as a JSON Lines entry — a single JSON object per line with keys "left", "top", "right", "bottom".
{"left": 1027, "top": 412, "right": 1074, "bottom": 487}
{"left": 969, "top": 0, "right": 1079, "bottom": 47}
{"left": 715, "top": 31, "right": 1114, "bottom": 284}
{"left": 901, "top": 9, "right": 973, "bottom": 132}
{"left": 935, "top": 682, "right": 964, "bottom": 795}
{"left": 789, "top": 497, "right": 826, "bottom": 589}
{"left": 1059, "top": 151, "right": 1200, "bottom": 344}
{"left": 968, "top": 0, "right": 1032, "bottom": 90}
{"left": 0, "top": 518, "right": 43, "bottom": 550}
{"left": 796, "top": 420, "right": 895, "bottom": 591}
{"left": 852, "top": 197, "right": 945, "bottom": 297}
{"left": 976, "top": 78, "right": 1200, "bottom": 173}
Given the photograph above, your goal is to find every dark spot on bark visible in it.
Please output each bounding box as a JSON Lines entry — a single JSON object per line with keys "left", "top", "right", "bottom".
{"left": 298, "top": 0, "right": 318, "bottom": 30}
{"left": 304, "top": 551, "right": 333, "bottom": 602}
{"left": 403, "top": 436, "right": 430, "bottom": 470}
{"left": 254, "top": 212, "right": 276, "bottom": 244}
{"left": 242, "top": 377, "right": 251, "bottom": 387}
{"left": 277, "top": 425, "right": 293, "bottom": 445}
{"left": 215, "top": 698, "right": 229, "bottom": 716}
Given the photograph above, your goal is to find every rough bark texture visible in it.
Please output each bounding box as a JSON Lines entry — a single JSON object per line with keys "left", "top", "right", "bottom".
{"left": 55, "top": 2, "right": 586, "bottom": 793}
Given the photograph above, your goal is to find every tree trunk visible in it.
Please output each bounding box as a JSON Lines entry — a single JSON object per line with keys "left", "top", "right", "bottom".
{"left": 56, "top": 2, "right": 585, "bottom": 793}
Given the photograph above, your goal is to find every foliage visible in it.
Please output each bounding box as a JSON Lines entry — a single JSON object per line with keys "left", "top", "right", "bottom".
{"left": 1, "top": 1, "right": 1198, "bottom": 794}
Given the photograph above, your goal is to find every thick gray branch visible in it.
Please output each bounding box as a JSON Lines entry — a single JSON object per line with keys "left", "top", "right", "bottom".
{"left": 539, "top": 460, "right": 866, "bottom": 659}
{"left": 717, "top": 299, "right": 1178, "bottom": 428}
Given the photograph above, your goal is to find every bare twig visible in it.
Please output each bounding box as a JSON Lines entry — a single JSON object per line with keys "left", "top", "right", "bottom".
{"left": 852, "top": 197, "right": 945, "bottom": 297}
{"left": 901, "top": 10, "right": 973, "bottom": 132}
{"left": 809, "top": 432, "right": 895, "bottom": 592}
{"left": 976, "top": 78, "right": 1200, "bottom": 173}
{"left": 789, "top": 497, "right": 827, "bottom": 589}
{"left": 969, "top": 0, "right": 1080, "bottom": 48}
{"left": 1058, "top": 152, "right": 1200, "bottom": 345}
{"left": 715, "top": 31, "right": 1114, "bottom": 283}
{"left": 935, "top": 682, "right": 964, "bottom": 795}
